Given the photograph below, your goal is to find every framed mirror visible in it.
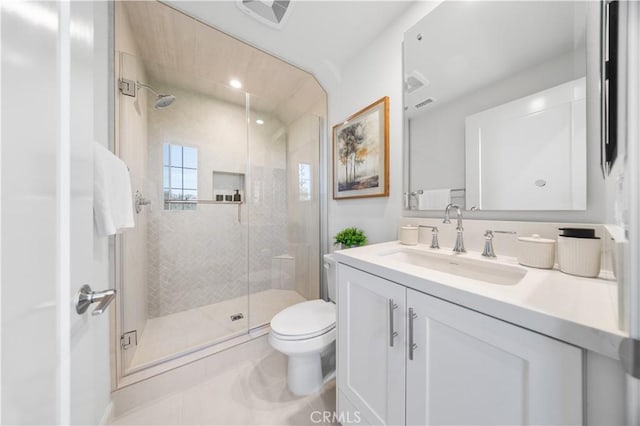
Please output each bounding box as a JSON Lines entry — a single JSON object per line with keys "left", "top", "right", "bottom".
{"left": 403, "top": 1, "right": 599, "bottom": 212}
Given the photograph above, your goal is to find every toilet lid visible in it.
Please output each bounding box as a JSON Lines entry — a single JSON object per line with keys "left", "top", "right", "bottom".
{"left": 270, "top": 300, "right": 336, "bottom": 339}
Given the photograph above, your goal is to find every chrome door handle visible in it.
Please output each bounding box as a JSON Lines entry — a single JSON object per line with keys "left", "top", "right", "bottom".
{"left": 75, "top": 284, "right": 116, "bottom": 316}
{"left": 408, "top": 307, "right": 418, "bottom": 360}
{"left": 389, "top": 299, "right": 399, "bottom": 347}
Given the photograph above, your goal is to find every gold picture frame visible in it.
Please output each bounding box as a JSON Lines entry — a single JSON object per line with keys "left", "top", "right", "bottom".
{"left": 332, "top": 96, "right": 389, "bottom": 200}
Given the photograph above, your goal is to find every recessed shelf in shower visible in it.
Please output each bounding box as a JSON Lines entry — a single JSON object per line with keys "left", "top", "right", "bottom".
{"left": 212, "top": 170, "right": 245, "bottom": 202}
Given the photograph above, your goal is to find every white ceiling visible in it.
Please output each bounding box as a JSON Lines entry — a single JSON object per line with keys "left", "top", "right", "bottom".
{"left": 165, "top": 0, "right": 417, "bottom": 87}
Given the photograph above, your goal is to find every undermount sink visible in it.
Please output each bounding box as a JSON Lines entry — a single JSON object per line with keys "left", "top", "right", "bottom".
{"left": 380, "top": 248, "right": 527, "bottom": 285}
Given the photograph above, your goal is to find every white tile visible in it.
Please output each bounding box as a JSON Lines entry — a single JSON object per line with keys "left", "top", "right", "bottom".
{"left": 250, "top": 349, "right": 289, "bottom": 388}
{"left": 112, "top": 357, "right": 336, "bottom": 426}
{"left": 128, "top": 289, "right": 305, "bottom": 370}
{"left": 253, "top": 400, "right": 318, "bottom": 426}
{"left": 146, "top": 360, "right": 206, "bottom": 401}
{"left": 202, "top": 334, "right": 271, "bottom": 378}
{"left": 110, "top": 393, "right": 182, "bottom": 426}
{"left": 112, "top": 291, "right": 338, "bottom": 426}
{"left": 111, "top": 376, "right": 161, "bottom": 418}
{"left": 307, "top": 381, "right": 338, "bottom": 420}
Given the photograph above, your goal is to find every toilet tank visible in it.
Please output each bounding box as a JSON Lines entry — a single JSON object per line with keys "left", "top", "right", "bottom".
{"left": 323, "top": 254, "right": 337, "bottom": 302}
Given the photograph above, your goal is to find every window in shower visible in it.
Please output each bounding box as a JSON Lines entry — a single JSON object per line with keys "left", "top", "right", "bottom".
{"left": 298, "top": 163, "right": 312, "bottom": 201}
{"left": 163, "top": 143, "right": 198, "bottom": 210}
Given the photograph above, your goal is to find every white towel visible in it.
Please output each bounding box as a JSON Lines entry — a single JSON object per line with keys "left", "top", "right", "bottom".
{"left": 93, "top": 142, "right": 135, "bottom": 236}
{"left": 417, "top": 189, "right": 451, "bottom": 210}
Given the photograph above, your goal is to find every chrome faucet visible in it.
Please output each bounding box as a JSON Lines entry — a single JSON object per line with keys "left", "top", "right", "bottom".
{"left": 418, "top": 225, "right": 440, "bottom": 249}
{"left": 481, "top": 229, "right": 517, "bottom": 258}
{"left": 443, "top": 203, "right": 465, "bottom": 253}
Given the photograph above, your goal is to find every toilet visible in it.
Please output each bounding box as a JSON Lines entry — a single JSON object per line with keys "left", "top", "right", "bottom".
{"left": 269, "top": 254, "right": 337, "bottom": 396}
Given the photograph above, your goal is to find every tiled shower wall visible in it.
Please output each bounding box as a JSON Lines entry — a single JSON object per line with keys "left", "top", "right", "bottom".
{"left": 147, "top": 83, "right": 289, "bottom": 318}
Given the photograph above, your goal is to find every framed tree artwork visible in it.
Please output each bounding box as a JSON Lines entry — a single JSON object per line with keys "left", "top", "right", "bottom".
{"left": 332, "top": 96, "right": 389, "bottom": 200}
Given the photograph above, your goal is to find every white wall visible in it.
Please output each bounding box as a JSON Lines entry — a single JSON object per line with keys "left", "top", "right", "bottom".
{"left": 326, "top": 2, "right": 440, "bottom": 246}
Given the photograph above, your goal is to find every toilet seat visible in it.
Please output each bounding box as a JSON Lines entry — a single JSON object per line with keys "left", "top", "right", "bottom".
{"left": 270, "top": 300, "right": 335, "bottom": 341}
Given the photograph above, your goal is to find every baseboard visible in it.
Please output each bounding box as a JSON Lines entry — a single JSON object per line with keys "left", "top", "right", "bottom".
{"left": 99, "top": 401, "right": 114, "bottom": 426}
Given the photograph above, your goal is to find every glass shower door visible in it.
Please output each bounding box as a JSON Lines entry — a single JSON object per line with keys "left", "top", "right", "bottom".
{"left": 117, "top": 51, "right": 251, "bottom": 374}
{"left": 246, "top": 94, "right": 321, "bottom": 330}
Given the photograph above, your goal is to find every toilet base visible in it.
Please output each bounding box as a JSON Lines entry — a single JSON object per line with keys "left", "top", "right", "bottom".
{"left": 288, "top": 354, "right": 323, "bottom": 396}
{"left": 269, "top": 328, "right": 336, "bottom": 396}
{"left": 286, "top": 342, "right": 336, "bottom": 396}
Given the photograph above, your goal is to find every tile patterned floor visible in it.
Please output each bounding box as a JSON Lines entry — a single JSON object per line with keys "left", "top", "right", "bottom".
{"left": 111, "top": 347, "right": 337, "bottom": 426}
{"left": 129, "top": 289, "right": 307, "bottom": 371}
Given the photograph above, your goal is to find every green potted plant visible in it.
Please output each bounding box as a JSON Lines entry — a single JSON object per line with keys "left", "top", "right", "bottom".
{"left": 334, "top": 227, "right": 367, "bottom": 249}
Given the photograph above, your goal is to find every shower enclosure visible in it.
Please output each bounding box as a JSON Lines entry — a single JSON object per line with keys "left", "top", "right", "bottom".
{"left": 114, "top": 1, "right": 325, "bottom": 380}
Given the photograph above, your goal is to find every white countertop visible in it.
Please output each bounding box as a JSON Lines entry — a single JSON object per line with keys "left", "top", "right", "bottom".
{"left": 333, "top": 241, "right": 626, "bottom": 360}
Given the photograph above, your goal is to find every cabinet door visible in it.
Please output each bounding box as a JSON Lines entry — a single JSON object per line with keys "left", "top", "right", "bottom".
{"left": 406, "top": 288, "right": 583, "bottom": 426}
{"left": 337, "top": 265, "right": 406, "bottom": 425}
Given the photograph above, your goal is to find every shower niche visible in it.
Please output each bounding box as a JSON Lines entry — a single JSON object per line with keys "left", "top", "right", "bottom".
{"left": 212, "top": 171, "right": 245, "bottom": 203}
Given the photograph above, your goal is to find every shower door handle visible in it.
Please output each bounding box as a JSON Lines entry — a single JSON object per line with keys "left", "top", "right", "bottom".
{"left": 75, "top": 285, "right": 116, "bottom": 316}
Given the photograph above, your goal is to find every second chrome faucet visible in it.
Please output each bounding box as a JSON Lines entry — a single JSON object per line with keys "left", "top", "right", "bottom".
{"left": 418, "top": 225, "right": 440, "bottom": 249}
{"left": 443, "top": 203, "right": 465, "bottom": 253}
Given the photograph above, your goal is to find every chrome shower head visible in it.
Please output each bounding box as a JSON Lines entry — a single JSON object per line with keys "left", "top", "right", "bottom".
{"left": 154, "top": 94, "right": 175, "bottom": 109}
{"left": 136, "top": 81, "right": 176, "bottom": 109}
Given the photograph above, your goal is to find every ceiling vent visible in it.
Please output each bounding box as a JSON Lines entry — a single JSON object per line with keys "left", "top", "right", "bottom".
{"left": 405, "top": 70, "right": 429, "bottom": 94}
{"left": 415, "top": 98, "right": 436, "bottom": 109}
{"left": 237, "top": 0, "right": 292, "bottom": 29}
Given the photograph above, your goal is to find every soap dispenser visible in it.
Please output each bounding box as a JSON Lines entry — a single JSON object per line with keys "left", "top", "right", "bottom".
{"left": 233, "top": 189, "right": 241, "bottom": 202}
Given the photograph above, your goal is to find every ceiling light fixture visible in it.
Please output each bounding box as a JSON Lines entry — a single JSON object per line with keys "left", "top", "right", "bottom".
{"left": 229, "top": 79, "right": 242, "bottom": 89}
{"left": 256, "top": 119, "right": 264, "bottom": 125}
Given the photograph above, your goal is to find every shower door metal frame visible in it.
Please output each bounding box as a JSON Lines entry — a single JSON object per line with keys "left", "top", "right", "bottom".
{"left": 319, "top": 115, "right": 330, "bottom": 300}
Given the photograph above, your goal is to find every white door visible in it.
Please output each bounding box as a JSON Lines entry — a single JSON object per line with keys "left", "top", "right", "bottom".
{"left": 337, "top": 265, "right": 405, "bottom": 426}
{"left": 465, "top": 78, "right": 587, "bottom": 211}
{"left": 405, "top": 288, "right": 583, "bottom": 426}
{"left": 1, "top": 2, "right": 110, "bottom": 424}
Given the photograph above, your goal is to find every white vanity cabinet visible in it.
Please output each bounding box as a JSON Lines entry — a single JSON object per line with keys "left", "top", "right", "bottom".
{"left": 337, "top": 264, "right": 583, "bottom": 425}
{"left": 406, "top": 287, "right": 582, "bottom": 425}
{"left": 337, "top": 263, "right": 407, "bottom": 425}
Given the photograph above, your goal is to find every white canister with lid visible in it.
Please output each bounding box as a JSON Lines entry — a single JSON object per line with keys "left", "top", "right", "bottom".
{"left": 399, "top": 225, "right": 419, "bottom": 245}
{"left": 517, "top": 234, "right": 556, "bottom": 269}
{"left": 557, "top": 236, "right": 601, "bottom": 278}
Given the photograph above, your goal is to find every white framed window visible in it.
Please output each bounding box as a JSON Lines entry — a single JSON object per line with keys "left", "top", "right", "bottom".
{"left": 163, "top": 143, "right": 198, "bottom": 210}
